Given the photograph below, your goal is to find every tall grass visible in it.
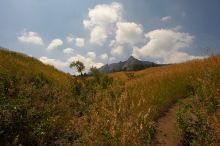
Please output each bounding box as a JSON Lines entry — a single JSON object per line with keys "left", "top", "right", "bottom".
{"left": 79, "top": 55, "right": 220, "bottom": 145}
{"left": 1, "top": 48, "right": 220, "bottom": 145}
{"left": 0, "top": 49, "right": 80, "bottom": 145}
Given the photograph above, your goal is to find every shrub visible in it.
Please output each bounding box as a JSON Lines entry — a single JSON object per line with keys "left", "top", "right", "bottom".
{"left": 176, "top": 100, "right": 214, "bottom": 146}
{"left": 90, "top": 67, "right": 102, "bottom": 84}
{"left": 100, "top": 75, "right": 113, "bottom": 89}
{"left": 32, "top": 73, "right": 50, "bottom": 88}
{"left": 176, "top": 70, "right": 219, "bottom": 146}
{"left": 125, "top": 72, "right": 135, "bottom": 80}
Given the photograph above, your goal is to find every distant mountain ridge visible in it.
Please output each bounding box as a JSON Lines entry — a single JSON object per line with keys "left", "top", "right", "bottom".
{"left": 99, "top": 56, "right": 159, "bottom": 73}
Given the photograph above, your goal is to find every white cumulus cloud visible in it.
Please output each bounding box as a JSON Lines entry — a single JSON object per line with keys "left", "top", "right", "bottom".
{"left": 100, "top": 53, "right": 108, "bottom": 60}
{"left": 90, "top": 26, "right": 107, "bottom": 45}
{"left": 66, "top": 36, "right": 85, "bottom": 48}
{"left": 86, "top": 2, "right": 122, "bottom": 28}
{"left": 39, "top": 56, "right": 68, "bottom": 69}
{"left": 116, "top": 22, "right": 144, "bottom": 45}
{"left": 47, "top": 38, "right": 63, "bottom": 51}
{"left": 75, "top": 38, "right": 85, "bottom": 48}
{"left": 132, "top": 29, "right": 204, "bottom": 63}
{"left": 111, "top": 46, "right": 123, "bottom": 56}
{"left": 63, "top": 48, "right": 74, "bottom": 54}
{"left": 83, "top": 20, "right": 93, "bottom": 30}
{"left": 17, "top": 31, "right": 44, "bottom": 45}
{"left": 87, "top": 52, "right": 96, "bottom": 60}
{"left": 84, "top": 2, "right": 123, "bottom": 45}
{"left": 66, "top": 36, "right": 74, "bottom": 43}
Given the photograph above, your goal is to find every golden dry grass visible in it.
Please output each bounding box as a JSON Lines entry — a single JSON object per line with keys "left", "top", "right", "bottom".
{"left": 1, "top": 48, "right": 220, "bottom": 145}
{"left": 0, "top": 48, "right": 72, "bottom": 90}
{"left": 82, "top": 55, "right": 220, "bottom": 145}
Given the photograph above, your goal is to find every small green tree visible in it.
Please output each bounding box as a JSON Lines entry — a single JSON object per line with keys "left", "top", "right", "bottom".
{"left": 69, "top": 60, "right": 85, "bottom": 76}
{"left": 90, "top": 66, "right": 102, "bottom": 84}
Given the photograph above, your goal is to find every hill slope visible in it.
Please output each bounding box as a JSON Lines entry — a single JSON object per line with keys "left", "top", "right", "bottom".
{"left": 0, "top": 48, "right": 80, "bottom": 145}
{"left": 1, "top": 48, "right": 220, "bottom": 145}
{"left": 0, "top": 48, "right": 72, "bottom": 89}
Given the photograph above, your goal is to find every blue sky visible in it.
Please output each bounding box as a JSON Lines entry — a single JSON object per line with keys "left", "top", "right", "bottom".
{"left": 0, "top": 0, "right": 220, "bottom": 73}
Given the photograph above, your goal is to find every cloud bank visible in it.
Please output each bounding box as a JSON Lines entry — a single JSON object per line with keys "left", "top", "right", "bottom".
{"left": 132, "top": 29, "right": 204, "bottom": 63}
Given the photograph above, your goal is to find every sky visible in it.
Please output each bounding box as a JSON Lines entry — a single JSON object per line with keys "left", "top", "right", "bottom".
{"left": 1, "top": 0, "right": 220, "bottom": 73}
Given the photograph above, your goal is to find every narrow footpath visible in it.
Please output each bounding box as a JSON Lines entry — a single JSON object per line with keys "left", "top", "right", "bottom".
{"left": 151, "top": 103, "right": 181, "bottom": 146}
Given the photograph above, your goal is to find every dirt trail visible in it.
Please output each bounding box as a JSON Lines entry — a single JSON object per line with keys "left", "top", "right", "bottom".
{"left": 151, "top": 103, "right": 181, "bottom": 146}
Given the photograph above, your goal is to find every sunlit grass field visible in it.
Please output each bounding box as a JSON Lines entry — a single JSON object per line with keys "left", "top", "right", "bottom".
{"left": 0, "top": 48, "right": 220, "bottom": 145}
{"left": 0, "top": 48, "right": 72, "bottom": 90}
{"left": 86, "top": 55, "right": 220, "bottom": 145}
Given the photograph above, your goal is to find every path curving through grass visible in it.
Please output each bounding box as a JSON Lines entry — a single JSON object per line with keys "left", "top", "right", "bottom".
{"left": 151, "top": 102, "right": 181, "bottom": 146}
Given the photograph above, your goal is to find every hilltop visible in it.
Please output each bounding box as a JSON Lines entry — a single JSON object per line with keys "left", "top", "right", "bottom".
{"left": 99, "top": 56, "right": 160, "bottom": 73}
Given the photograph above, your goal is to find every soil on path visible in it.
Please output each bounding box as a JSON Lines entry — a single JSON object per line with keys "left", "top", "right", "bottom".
{"left": 151, "top": 103, "right": 181, "bottom": 146}
{"left": 151, "top": 97, "right": 220, "bottom": 146}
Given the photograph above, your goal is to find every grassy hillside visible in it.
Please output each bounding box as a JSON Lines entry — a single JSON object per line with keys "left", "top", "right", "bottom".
{"left": 0, "top": 48, "right": 80, "bottom": 145}
{"left": 81, "top": 55, "right": 220, "bottom": 145}
{"left": 0, "top": 48, "right": 72, "bottom": 89}
{"left": 0, "top": 48, "right": 220, "bottom": 145}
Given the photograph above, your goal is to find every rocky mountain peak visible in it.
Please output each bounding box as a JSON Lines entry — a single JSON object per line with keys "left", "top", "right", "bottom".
{"left": 98, "top": 56, "right": 160, "bottom": 73}
{"left": 127, "top": 56, "right": 139, "bottom": 62}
